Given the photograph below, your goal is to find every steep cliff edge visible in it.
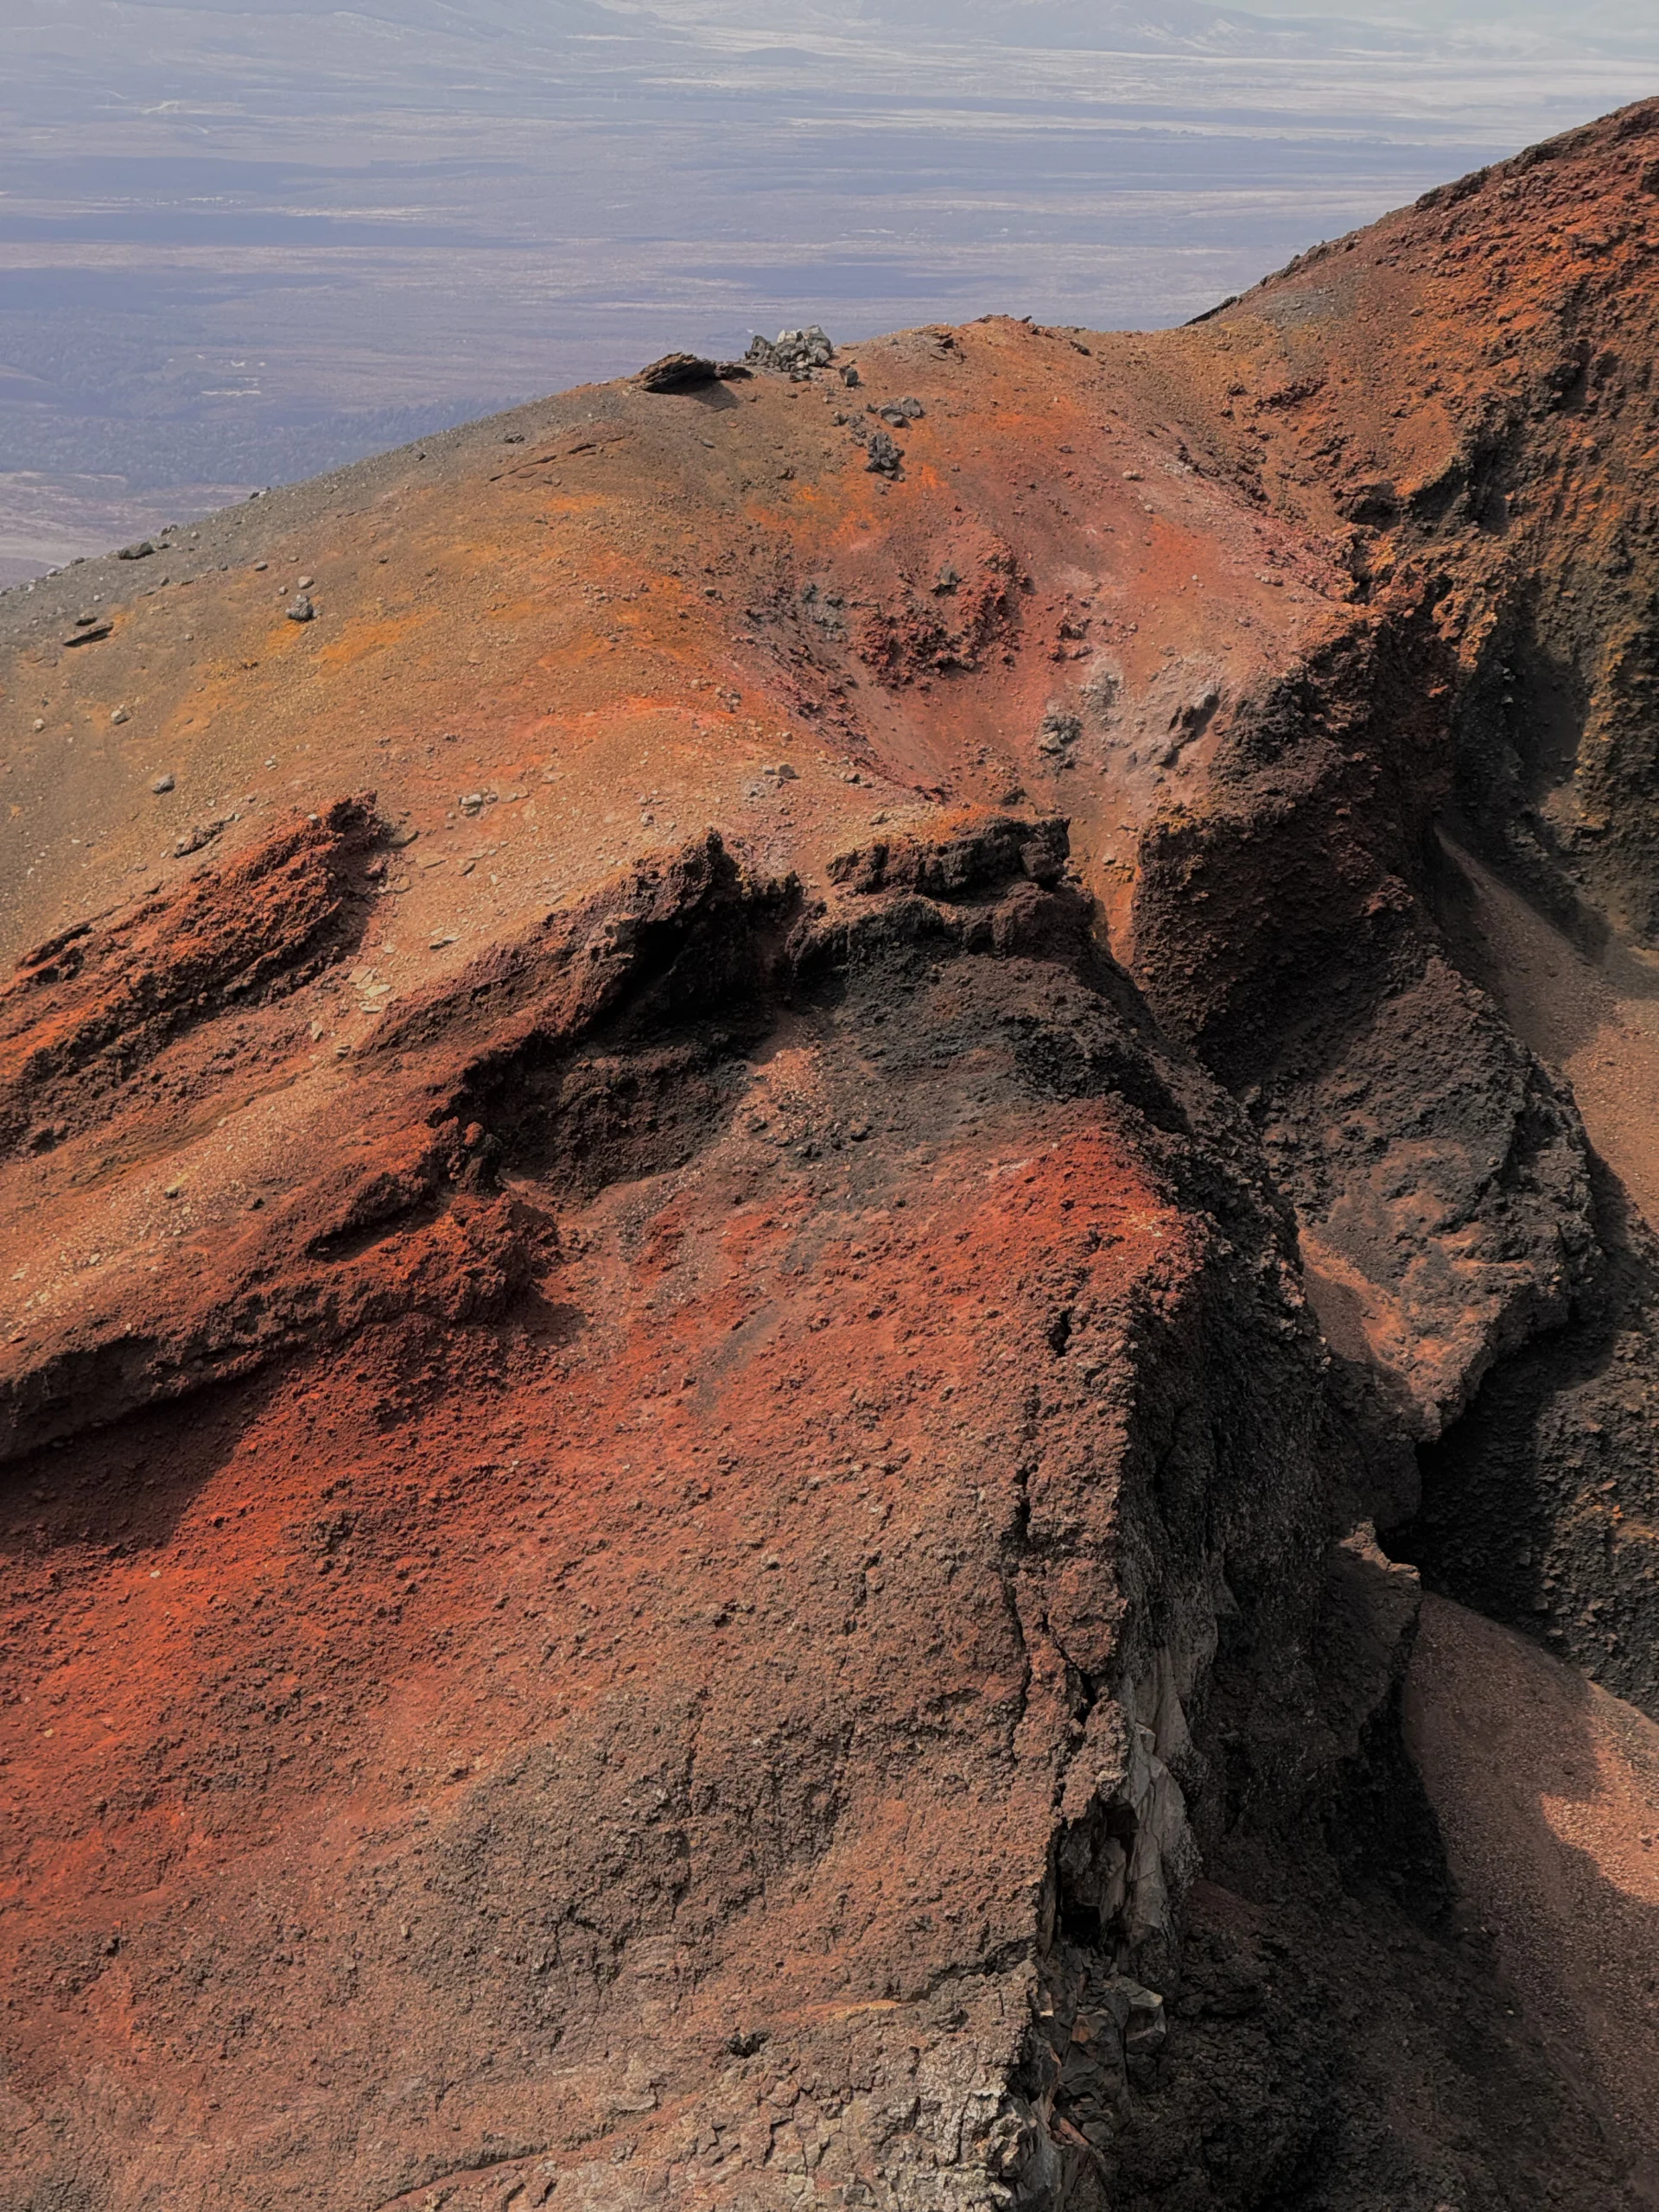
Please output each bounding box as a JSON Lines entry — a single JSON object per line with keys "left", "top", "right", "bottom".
{"left": 5, "top": 102, "right": 1659, "bottom": 2212}
{"left": 1121, "top": 105, "right": 1659, "bottom": 1709}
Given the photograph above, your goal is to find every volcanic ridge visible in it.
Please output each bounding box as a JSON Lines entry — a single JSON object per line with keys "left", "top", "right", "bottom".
{"left": 6, "top": 100, "right": 1659, "bottom": 2212}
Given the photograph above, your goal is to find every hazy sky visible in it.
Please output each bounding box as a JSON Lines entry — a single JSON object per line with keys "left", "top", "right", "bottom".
{"left": 1255, "top": 0, "right": 1650, "bottom": 28}
{"left": 1, "top": 0, "right": 1654, "bottom": 579}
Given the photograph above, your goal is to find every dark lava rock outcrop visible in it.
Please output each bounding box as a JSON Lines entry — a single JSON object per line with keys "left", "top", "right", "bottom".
{"left": 7, "top": 101, "right": 1659, "bottom": 2212}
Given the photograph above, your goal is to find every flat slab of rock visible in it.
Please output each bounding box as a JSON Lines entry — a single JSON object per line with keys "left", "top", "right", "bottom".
{"left": 633, "top": 353, "right": 750, "bottom": 392}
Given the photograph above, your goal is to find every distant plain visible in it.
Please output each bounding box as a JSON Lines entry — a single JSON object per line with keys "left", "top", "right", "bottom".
{"left": 2, "top": 0, "right": 1656, "bottom": 581}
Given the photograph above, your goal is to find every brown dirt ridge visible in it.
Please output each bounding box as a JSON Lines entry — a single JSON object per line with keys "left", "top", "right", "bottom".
{"left": 6, "top": 98, "right": 1659, "bottom": 2212}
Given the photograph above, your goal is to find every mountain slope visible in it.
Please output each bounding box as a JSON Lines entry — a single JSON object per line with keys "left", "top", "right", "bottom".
{"left": 5, "top": 99, "right": 1659, "bottom": 2212}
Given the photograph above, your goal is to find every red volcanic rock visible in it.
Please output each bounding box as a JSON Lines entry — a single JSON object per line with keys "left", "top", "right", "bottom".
{"left": 2, "top": 814, "right": 1353, "bottom": 2209}
{"left": 8, "top": 101, "right": 1659, "bottom": 2212}
{"left": 0, "top": 797, "right": 381, "bottom": 1162}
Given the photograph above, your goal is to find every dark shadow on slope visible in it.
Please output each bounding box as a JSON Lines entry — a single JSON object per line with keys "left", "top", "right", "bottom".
{"left": 1386, "top": 1140, "right": 1659, "bottom": 1722}
{"left": 1394, "top": 821, "right": 1659, "bottom": 1719}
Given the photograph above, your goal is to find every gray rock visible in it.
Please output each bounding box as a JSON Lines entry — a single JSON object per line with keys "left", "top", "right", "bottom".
{"left": 746, "top": 325, "right": 835, "bottom": 377}
{"left": 150, "top": 773, "right": 175, "bottom": 794}
{"left": 635, "top": 353, "right": 750, "bottom": 392}
{"left": 116, "top": 542, "right": 155, "bottom": 562}
{"left": 287, "top": 595, "right": 315, "bottom": 624}
{"left": 635, "top": 352, "right": 719, "bottom": 391}
{"left": 111, "top": 706, "right": 130, "bottom": 726}
{"left": 174, "top": 817, "right": 226, "bottom": 857}
{"left": 1038, "top": 709, "right": 1083, "bottom": 760}
{"left": 865, "top": 429, "right": 903, "bottom": 477}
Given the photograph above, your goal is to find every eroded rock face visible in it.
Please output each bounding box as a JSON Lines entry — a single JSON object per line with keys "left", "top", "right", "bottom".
{"left": 1120, "top": 107, "right": 1659, "bottom": 1707}
{"left": 0, "top": 818, "right": 1354, "bottom": 2210}
{"left": 9, "top": 99, "right": 1659, "bottom": 2212}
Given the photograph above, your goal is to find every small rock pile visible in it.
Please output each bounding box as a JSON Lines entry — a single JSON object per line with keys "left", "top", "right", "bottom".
{"left": 864, "top": 429, "right": 903, "bottom": 477}
{"left": 1038, "top": 708, "right": 1082, "bottom": 765}
{"left": 746, "top": 325, "right": 836, "bottom": 378}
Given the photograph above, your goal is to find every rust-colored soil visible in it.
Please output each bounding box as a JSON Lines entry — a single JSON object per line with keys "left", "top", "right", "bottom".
{"left": 9, "top": 99, "right": 1659, "bottom": 2212}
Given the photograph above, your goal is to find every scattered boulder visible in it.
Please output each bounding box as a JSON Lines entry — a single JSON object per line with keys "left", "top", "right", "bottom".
{"left": 636, "top": 353, "right": 718, "bottom": 391}
{"left": 64, "top": 619, "right": 111, "bottom": 647}
{"left": 111, "top": 706, "right": 130, "bottom": 727}
{"left": 1038, "top": 708, "right": 1083, "bottom": 761}
{"left": 634, "top": 353, "right": 750, "bottom": 392}
{"left": 116, "top": 542, "right": 155, "bottom": 562}
{"left": 150, "top": 774, "right": 175, "bottom": 795}
{"left": 287, "top": 595, "right": 315, "bottom": 624}
{"left": 865, "top": 429, "right": 903, "bottom": 476}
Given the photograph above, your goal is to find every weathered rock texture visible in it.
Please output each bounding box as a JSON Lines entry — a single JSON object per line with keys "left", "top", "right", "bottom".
{"left": 7, "top": 100, "right": 1659, "bottom": 2212}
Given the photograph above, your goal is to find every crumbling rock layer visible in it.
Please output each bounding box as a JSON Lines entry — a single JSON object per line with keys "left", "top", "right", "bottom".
{"left": 7, "top": 99, "right": 1659, "bottom": 2212}
{"left": 0, "top": 816, "right": 1368, "bottom": 2211}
